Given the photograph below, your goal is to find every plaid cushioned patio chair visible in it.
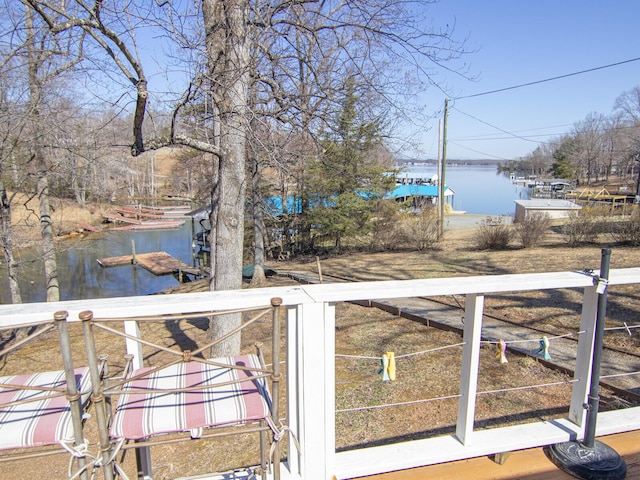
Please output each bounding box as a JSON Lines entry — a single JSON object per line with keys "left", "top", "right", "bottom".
{"left": 0, "top": 311, "right": 93, "bottom": 480}
{"left": 80, "top": 297, "right": 284, "bottom": 480}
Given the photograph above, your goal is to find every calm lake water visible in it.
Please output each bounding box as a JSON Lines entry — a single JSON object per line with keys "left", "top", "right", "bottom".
{"left": 1, "top": 222, "right": 195, "bottom": 304}
{"left": 1, "top": 165, "right": 527, "bottom": 302}
{"left": 404, "top": 164, "right": 530, "bottom": 216}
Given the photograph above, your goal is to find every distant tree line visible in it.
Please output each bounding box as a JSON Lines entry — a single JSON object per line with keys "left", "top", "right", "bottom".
{"left": 499, "top": 87, "right": 640, "bottom": 195}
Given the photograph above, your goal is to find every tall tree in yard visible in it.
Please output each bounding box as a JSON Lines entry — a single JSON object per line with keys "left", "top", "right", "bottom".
{"left": 573, "top": 112, "right": 606, "bottom": 185}
{"left": 26, "top": 6, "right": 59, "bottom": 301}
{"left": 615, "top": 86, "right": 640, "bottom": 196}
{"left": 202, "top": 0, "right": 249, "bottom": 354}
{"left": 22, "top": 0, "right": 468, "bottom": 354}
{"left": 552, "top": 135, "right": 581, "bottom": 184}
{"left": 1, "top": 3, "right": 83, "bottom": 303}
{"left": 0, "top": 55, "right": 23, "bottom": 305}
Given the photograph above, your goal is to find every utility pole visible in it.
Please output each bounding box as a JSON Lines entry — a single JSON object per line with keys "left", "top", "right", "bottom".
{"left": 439, "top": 98, "right": 449, "bottom": 238}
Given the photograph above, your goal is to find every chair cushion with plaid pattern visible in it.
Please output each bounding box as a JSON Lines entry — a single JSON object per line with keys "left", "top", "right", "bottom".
{"left": 0, "top": 367, "right": 91, "bottom": 450}
{"left": 110, "top": 354, "right": 272, "bottom": 440}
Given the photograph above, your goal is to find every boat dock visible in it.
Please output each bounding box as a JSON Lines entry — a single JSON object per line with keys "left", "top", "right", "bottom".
{"left": 97, "top": 251, "right": 201, "bottom": 277}
{"left": 102, "top": 204, "right": 191, "bottom": 230}
{"left": 565, "top": 187, "right": 633, "bottom": 210}
{"left": 102, "top": 213, "right": 185, "bottom": 228}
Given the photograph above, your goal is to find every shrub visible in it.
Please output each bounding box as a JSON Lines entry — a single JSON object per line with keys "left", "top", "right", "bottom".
{"left": 474, "top": 216, "right": 512, "bottom": 250}
{"left": 561, "top": 211, "right": 590, "bottom": 246}
{"left": 407, "top": 207, "right": 439, "bottom": 250}
{"left": 369, "top": 200, "right": 404, "bottom": 251}
{"left": 610, "top": 207, "right": 640, "bottom": 246}
{"left": 561, "top": 206, "right": 610, "bottom": 246}
{"left": 515, "top": 212, "right": 551, "bottom": 248}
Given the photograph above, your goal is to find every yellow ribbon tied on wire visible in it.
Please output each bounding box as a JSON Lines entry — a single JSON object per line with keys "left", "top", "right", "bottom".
{"left": 381, "top": 352, "right": 396, "bottom": 381}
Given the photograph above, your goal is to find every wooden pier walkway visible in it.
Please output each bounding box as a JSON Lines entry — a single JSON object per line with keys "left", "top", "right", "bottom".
{"left": 98, "top": 252, "right": 201, "bottom": 277}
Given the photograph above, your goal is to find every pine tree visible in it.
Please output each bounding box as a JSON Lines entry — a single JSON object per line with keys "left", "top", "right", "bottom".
{"left": 307, "top": 81, "right": 395, "bottom": 251}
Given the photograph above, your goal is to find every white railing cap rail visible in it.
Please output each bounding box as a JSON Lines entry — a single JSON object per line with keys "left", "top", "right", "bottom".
{"left": 0, "top": 267, "right": 639, "bottom": 329}
{"left": 298, "top": 267, "right": 640, "bottom": 303}
{"left": 0, "top": 285, "right": 311, "bottom": 329}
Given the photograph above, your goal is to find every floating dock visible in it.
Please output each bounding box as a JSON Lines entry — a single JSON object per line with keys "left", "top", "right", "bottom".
{"left": 97, "top": 251, "right": 201, "bottom": 277}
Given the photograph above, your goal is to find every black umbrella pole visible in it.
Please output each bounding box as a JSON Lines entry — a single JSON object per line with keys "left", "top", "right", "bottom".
{"left": 583, "top": 247, "right": 611, "bottom": 449}
{"left": 545, "top": 248, "right": 626, "bottom": 480}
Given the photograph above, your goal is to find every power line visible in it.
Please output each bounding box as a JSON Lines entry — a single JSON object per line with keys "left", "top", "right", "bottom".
{"left": 448, "top": 141, "right": 511, "bottom": 160}
{"left": 450, "top": 115, "right": 639, "bottom": 143}
{"left": 452, "top": 132, "right": 566, "bottom": 142}
{"left": 451, "top": 123, "right": 575, "bottom": 141}
{"left": 452, "top": 106, "right": 542, "bottom": 143}
{"left": 453, "top": 57, "right": 640, "bottom": 100}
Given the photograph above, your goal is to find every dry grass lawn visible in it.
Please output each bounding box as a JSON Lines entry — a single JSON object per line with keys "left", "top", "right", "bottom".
{"left": 2, "top": 215, "right": 640, "bottom": 479}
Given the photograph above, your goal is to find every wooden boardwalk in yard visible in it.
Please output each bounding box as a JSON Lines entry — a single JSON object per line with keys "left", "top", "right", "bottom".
{"left": 287, "top": 271, "right": 640, "bottom": 399}
{"left": 98, "top": 251, "right": 200, "bottom": 276}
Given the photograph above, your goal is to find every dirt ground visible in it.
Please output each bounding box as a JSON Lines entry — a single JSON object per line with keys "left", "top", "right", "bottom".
{"left": 3, "top": 217, "right": 640, "bottom": 479}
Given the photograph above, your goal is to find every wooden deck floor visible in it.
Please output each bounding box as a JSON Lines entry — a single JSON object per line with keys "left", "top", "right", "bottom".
{"left": 357, "top": 430, "right": 640, "bottom": 480}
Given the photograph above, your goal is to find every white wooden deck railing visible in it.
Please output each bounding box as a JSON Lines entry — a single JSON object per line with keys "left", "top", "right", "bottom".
{"left": 1, "top": 267, "right": 640, "bottom": 479}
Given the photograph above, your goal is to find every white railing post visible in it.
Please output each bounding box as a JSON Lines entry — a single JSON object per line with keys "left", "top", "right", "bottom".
{"left": 286, "top": 301, "right": 335, "bottom": 480}
{"left": 123, "top": 319, "right": 153, "bottom": 479}
{"left": 569, "top": 285, "right": 598, "bottom": 427}
{"left": 124, "top": 319, "right": 144, "bottom": 369}
{"left": 456, "top": 293, "right": 484, "bottom": 446}
{"left": 286, "top": 304, "right": 302, "bottom": 477}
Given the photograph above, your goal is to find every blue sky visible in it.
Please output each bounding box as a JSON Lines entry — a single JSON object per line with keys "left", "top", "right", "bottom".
{"left": 410, "top": 0, "right": 640, "bottom": 161}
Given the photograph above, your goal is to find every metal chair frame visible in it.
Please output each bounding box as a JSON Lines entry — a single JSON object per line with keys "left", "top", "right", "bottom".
{"left": 80, "top": 297, "right": 283, "bottom": 480}
{"left": 0, "top": 311, "right": 92, "bottom": 480}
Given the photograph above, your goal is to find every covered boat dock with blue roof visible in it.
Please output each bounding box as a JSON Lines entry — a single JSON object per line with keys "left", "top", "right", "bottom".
{"left": 386, "top": 183, "right": 455, "bottom": 206}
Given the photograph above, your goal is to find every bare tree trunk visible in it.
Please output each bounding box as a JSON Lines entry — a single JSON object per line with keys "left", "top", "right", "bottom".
{"left": 71, "top": 169, "right": 84, "bottom": 205}
{"left": 0, "top": 184, "right": 21, "bottom": 304}
{"left": 203, "top": 0, "right": 249, "bottom": 356}
{"left": 0, "top": 182, "right": 27, "bottom": 342}
{"left": 26, "top": 7, "right": 59, "bottom": 302}
{"left": 248, "top": 83, "right": 266, "bottom": 286}
{"left": 635, "top": 160, "right": 640, "bottom": 197}
{"left": 37, "top": 174, "right": 59, "bottom": 301}
{"left": 250, "top": 153, "right": 266, "bottom": 286}
{"left": 207, "top": 160, "right": 219, "bottom": 290}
